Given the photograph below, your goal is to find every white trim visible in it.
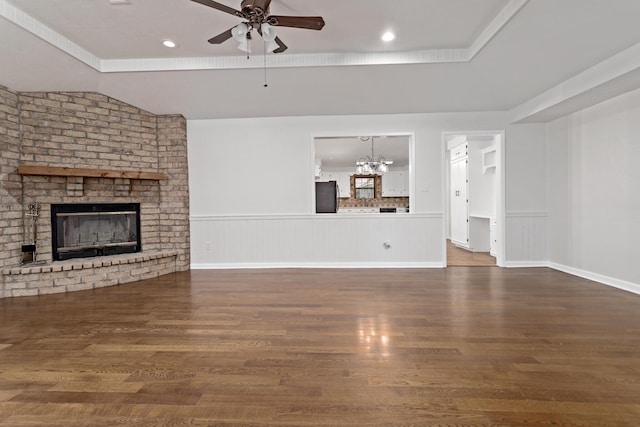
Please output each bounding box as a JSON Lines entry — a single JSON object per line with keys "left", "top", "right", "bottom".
{"left": 0, "top": 0, "right": 528, "bottom": 73}
{"left": 190, "top": 213, "right": 442, "bottom": 221}
{"left": 191, "top": 262, "right": 445, "bottom": 270}
{"left": 310, "top": 132, "right": 417, "bottom": 214}
{"left": 408, "top": 134, "right": 417, "bottom": 215}
{"left": 0, "top": 0, "right": 102, "bottom": 71}
{"left": 510, "top": 40, "right": 640, "bottom": 123}
{"left": 548, "top": 262, "right": 640, "bottom": 296}
{"left": 503, "top": 261, "right": 640, "bottom": 296}
{"left": 496, "top": 132, "right": 506, "bottom": 267}
{"left": 504, "top": 261, "right": 549, "bottom": 268}
{"left": 505, "top": 211, "right": 548, "bottom": 218}
{"left": 467, "top": 0, "right": 529, "bottom": 60}
{"left": 101, "top": 50, "right": 468, "bottom": 73}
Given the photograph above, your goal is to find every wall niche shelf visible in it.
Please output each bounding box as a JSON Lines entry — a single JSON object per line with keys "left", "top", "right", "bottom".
{"left": 481, "top": 146, "right": 497, "bottom": 174}
{"left": 17, "top": 165, "right": 167, "bottom": 181}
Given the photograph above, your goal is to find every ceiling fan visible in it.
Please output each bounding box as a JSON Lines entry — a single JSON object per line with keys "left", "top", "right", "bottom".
{"left": 191, "top": 0, "right": 325, "bottom": 54}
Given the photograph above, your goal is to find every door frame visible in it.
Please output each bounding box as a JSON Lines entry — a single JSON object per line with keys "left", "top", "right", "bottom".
{"left": 441, "top": 130, "right": 506, "bottom": 267}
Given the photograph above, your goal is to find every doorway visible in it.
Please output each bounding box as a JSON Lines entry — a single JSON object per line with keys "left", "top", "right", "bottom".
{"left": 442, "top": 131, "right": 505, "bottom": 267}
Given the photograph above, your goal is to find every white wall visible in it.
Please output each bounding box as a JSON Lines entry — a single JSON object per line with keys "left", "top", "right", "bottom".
{"left": 547, "top": 88, "right": 640, "bottom": 287}
{"left": 503, "top": 124, "right": 549, "bottom": 265}
{"left": 468, "top": 138, "right": 496, "bottom": 217}
{"left": 188, "top": 112, "right": 547, "bottom": 267}
{"left": 188, "top": 118, "right": 313, "bottom": 215}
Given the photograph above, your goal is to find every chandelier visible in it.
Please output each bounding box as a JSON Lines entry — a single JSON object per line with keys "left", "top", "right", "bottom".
{"left": 356, "top": 137, "right": 393, "bottom": 174}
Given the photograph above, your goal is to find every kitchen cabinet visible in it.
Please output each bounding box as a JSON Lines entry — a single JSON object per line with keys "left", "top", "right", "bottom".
{"left": 469, "top": 215, "right": 490, "bottom": 252}
{"left": 450, "top": 143, "right": 468, "bottom": 162}
{"left": 336, "top": 173, "right": 351, "bottom": 198}
{"left": 382, "top": 171, "right": 408, "bottom": 197}
{"left": 338, "top": 207, "right": 378, "bottom": 214}
{"left": 319, "top": 172, "right": 351, "bottom": 198}
{"left": 450, "top": 143, "right": 469, "bottom": 248}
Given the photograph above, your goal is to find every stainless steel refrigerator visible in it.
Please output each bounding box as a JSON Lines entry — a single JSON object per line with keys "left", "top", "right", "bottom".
{"left": 315, "top": 181, "right": 339, "bottom": 213}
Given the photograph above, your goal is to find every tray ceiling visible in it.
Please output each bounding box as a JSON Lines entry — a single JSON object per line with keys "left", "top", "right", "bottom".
{"left": 1, "top": 0, "right": 640, "bottom": 120}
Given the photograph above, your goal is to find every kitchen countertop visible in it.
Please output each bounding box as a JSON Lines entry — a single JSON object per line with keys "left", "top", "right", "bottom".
{"left": 338, "top": 207, "right": 409, "bottom": 214}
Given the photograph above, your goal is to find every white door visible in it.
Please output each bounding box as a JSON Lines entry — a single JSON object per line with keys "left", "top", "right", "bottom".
{"left": 450, "top": 158, "right": 468, "bottom": 247}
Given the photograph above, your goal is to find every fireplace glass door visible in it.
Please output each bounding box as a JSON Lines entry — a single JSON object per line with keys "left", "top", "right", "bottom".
{"left": 51, "top": 203, "right": 141, "bottom": 261}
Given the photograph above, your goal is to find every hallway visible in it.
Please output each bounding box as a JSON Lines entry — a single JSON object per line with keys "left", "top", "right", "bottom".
{"left": 447, "top": 239, "right": 496, "bottom": 266}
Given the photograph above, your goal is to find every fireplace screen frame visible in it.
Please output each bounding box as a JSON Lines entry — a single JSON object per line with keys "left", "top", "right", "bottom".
{"left": 51, "top": 203, "right": 142, "bottom": 261}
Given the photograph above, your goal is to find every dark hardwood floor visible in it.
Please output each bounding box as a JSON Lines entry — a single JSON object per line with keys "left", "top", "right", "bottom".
{"left": 1, "top": 268, "right": 639, "bottom": 426}
{"left": 447, "top": 239, "right": 496, "bottom": 266}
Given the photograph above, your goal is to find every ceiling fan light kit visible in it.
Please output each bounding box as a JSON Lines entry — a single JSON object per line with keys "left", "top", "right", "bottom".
{"left": 260, "top": 23, "right": 279, "bottom": 52}
{"left": 191, "top": 0, "right": 325, "bottom": 54}
{"left": 231, "top": 22, "right": 252, "bottom": 52}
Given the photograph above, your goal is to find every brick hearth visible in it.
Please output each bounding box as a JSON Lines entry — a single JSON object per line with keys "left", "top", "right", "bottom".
{"left": 0, "top": 85, "right": 190, "bottom": 298}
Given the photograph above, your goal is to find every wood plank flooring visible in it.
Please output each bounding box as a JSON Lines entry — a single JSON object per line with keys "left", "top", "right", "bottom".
{"left": 1, "top": 268, "right": 639, "bottom": 426}
{"left": 447, "top": 240, "right": 496, "bottom": 266}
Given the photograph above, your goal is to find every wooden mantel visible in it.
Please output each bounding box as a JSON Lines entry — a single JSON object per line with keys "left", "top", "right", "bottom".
{"left": 17, "top": 164, "right": 168, "bottom": 181}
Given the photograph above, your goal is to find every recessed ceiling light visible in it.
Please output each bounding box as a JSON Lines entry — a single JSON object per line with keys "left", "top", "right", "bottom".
{"left": 109, "top": 0, "right": 132, "bottom": 5}
{"left": 382, "top": 31, "right": 395, "bottom": 42}
{"left": 163, "top": 40, "right": 176, "bottom": 48}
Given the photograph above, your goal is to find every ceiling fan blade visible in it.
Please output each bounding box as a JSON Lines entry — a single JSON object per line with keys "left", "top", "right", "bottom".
{"left": 190, "top": 0, "right": 242, "bottom": 18}
{"left": 208, "top": 27, "right": 235, "bottom": 44}
{"left": 273, "top": 36, "right": 288, "bottom": 53}
{"left": 267, "top": 15, "right": 325, "bottom": 30}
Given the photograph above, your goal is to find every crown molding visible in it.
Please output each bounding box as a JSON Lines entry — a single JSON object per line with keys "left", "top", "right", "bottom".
{"left": 510, "top": 41, "right": 640, "bottom": 123}
{"left": 0, "top": 0, "right": 528, "bottom": 72}
{"left": 0, "top": 0, "right": 101, "bottom": 70}
{"left": 468, "top": 0, "right": 528, "bottom": 60}
{"left": 99, "top": 48, "right": 470, "bottom": 73}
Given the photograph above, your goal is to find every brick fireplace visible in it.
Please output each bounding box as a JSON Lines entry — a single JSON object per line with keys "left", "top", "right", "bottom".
{"left": 0, "top": 85, "right": 190, "bottom": 298}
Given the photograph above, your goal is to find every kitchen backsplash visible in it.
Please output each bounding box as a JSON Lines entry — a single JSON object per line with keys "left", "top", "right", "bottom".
{"left": 338, "top": 175, "right": 409, "bottom": 208}
{"left": 339, "top": 197, "right": 409, "bottom": 208}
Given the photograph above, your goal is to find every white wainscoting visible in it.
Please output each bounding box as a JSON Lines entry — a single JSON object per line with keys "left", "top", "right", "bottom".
{"left": 504, "top": 212, "right": 548, "bottom": 267}
{"left": 190, "top": 214, "right": 444, "bottom": 269}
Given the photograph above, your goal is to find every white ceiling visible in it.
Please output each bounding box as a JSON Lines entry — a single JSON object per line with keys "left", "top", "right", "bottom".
{"left": 315, "top": 136, "right": 410, "bottom": 169}
{"left": 1, "top": 0, "right": 640, "bottom": 121}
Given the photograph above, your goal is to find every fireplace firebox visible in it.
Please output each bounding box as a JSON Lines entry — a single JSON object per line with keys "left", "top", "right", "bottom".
{"left": 51, "top": 203, "right": 141, "bottom": 261}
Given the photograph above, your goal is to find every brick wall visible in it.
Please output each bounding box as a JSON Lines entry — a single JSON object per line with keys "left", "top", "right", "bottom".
{"left": 338, "top": 175, "right": 410, "bottom": 209}
{"left": 0, "top": 86, "right": 23, "bottom": 272}
{"left": 157, "top": 115, "right": 190, "bottom": 270}
{"left": 0, "top": 87, "right": 190, "bottom": 297}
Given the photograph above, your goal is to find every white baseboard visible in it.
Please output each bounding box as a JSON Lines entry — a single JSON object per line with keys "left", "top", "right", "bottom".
{"left": 548, "top": 262, "right": 640, "bottom": 296}
{"left": 191, "top": 262, "right": 445, "bottom": 270}
{"left": 503, "top": 261, "right": 549, "bottom": 268}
